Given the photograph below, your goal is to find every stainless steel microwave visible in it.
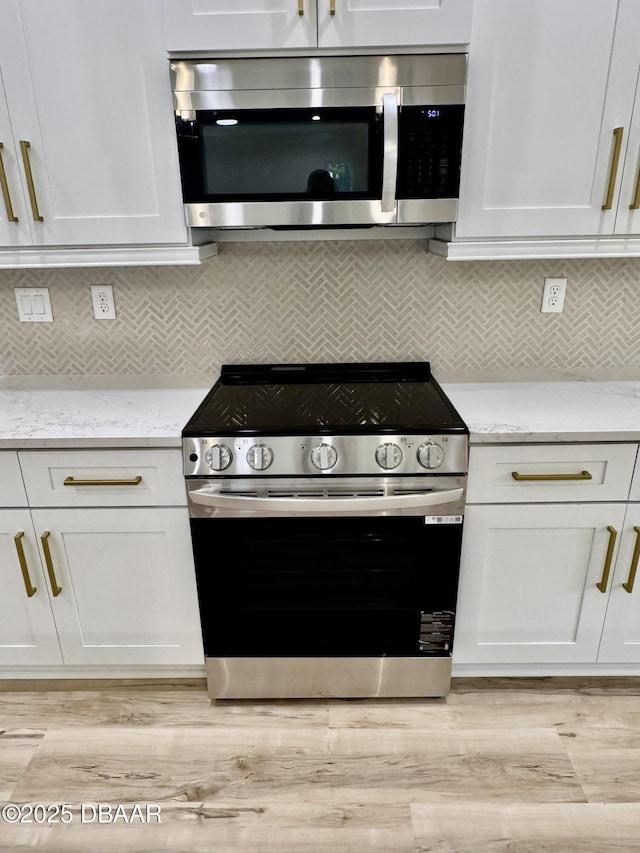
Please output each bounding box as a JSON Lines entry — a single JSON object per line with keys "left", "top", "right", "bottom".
{"left": 171, "top": 54, "right": 466, "bottom": 230}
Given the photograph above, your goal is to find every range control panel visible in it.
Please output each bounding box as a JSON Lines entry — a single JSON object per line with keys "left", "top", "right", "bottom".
{"left": 183, "top": 433, "right": 468, "bottom": 478}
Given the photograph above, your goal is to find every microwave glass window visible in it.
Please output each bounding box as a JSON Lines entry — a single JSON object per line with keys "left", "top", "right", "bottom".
{"left": 179, "top": 108, "right": 383, "bottom": 202}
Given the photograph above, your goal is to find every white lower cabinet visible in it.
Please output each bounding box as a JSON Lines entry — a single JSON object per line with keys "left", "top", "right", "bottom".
{"left": 0, "top": 449, "right": 204, "bottom": 672}
{"left": 29, "top": 508, "right": 203, "bottom": 667}
{"left": 0, "top": 509, "right": 63, "bottom": 666}
{"left": 455, "top": 442, "right": 640, "bottom": 670}
{"left": 597, "top": 505, "right": 640, "bottom": 662}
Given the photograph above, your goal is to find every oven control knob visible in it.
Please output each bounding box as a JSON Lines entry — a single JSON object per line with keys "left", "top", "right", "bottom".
{"left": 375, "top": 443, "right": 403, "bottom": 470}
{"left": 311, "top": 443, "right": 337, "bottom": 470}
{"left": 247, "top": 443, "right": 274, "bottom": 471}
{"left": 205, "top": 443, "right": 232, "bottom": 471}
{"left": 417, "top": 441, "right": 445, "bottom": 469}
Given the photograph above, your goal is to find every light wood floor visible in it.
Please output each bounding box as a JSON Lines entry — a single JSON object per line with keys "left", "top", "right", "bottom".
{"left": 1, "top": 677, "right": 640, "bottom": 852}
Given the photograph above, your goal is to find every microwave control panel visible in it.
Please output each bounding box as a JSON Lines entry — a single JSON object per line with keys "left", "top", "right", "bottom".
{"left": 396, "top": 105, "right": 464, "bottom": 200}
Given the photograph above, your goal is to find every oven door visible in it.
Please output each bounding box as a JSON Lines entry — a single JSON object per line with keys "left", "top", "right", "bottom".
{"left": 187, "top": 476, "right": 465, "bottom": 698}
{"left": 191, "top": 513, "right": 462, "bottom": 657}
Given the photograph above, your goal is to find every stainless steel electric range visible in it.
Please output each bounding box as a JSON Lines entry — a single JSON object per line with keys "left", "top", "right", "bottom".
{"left": 182, "top": 362, "right": 468, "bottom": 700}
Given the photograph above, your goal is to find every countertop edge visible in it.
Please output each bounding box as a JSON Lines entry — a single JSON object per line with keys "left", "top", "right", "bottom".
{"left": 0, "top": 437, "right": 184, "bottom": 449}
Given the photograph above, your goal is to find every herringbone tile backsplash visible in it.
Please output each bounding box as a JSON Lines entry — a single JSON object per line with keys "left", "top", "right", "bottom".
{"left": 0, "top": 240, "right": 639, "bottom": 376}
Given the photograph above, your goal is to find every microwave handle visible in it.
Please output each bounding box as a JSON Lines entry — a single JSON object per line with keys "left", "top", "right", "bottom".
{"left": 381, "top": 92, "right": 399, "bottom": 213}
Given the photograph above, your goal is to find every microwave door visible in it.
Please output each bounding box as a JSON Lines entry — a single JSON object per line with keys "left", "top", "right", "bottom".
{"left": 176, "top": 101, "right": 399, "bottom": 228}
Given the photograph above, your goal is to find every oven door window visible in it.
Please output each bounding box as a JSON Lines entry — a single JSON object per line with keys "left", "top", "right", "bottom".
{"left": 176, "top": 107, "right": 383, "bottom": 202}
{"left": 191, "top": 516, "right": 462, "bottom": 657}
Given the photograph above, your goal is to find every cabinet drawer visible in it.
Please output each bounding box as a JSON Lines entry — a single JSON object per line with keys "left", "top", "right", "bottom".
{"left": 467, "top": 443, "right": 638, "bottom": 504}
{"left": 0, "top": 451, "right": 28, "bottom": 507}
{"left": 18, "top": 449, "right": 187, "bottom": 508}
{"left": 628, "top": 455, "right": 640, "bottom": 501}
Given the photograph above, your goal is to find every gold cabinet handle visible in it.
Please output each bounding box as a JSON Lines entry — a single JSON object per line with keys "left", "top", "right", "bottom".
{"left": 330, "top": 0, "right": 336, "bottom": 14}
{"left": 0, "top": 142, "right": 19, "bottom": 222}
{"left": 19, "top": 140, "right": 44, "bottom": 222}
{"left": 298, "top": 0, "right": 304, "bottom": 14}
{"left": 14, "top": 532, "right": 37, "bottom": 598}
{"left": 602, "top": 127, "right": 624, "bottom": 210}
{"left": 622, "top": 526, "right": 640, "bottom": 593}
{"left": 41, "top": 531, "right": 62, "bottom": 597}
{"left": 630, "top": 155, "right": 640, "bottom": 210}
{"left": 597, "top": 525, "right": 618, "bottom": 593}
{"left": 511, "top": 470, "right": 593, "bottom": 482}
{"left": 63, "top": 475, "right": 142, "bottom": 486}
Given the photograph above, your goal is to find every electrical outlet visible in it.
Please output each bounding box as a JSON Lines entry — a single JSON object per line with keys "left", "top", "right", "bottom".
{"left": 541, "top": 277, "right": 567, "bottom": 313}
{"left": 90, "top": 285, "right": 116, "bottom": 320}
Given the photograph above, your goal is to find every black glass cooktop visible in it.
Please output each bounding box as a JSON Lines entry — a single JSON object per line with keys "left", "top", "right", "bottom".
{"left": 183, "top": 362, "right": 468, "bottom": 437}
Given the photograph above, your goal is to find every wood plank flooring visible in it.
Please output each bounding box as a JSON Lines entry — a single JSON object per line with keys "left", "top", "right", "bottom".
{"left": 1, "top": 677, "right": 640, "bottom": 852}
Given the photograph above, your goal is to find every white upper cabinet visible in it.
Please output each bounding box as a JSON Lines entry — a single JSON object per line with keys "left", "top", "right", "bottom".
{"left": 455, "top": 0, "right": 640, "bottom": 239}
{"left": 162, "top": 0, "right": 318, "bottom": 52}
{"left": 162, "top": 0, "right": 472, "bottom": 52}
{"left": 0, "top": 0, "right": 187, "bottom": 248}
{"left": 317, "top": 0, "right": 472, "bottom": 49}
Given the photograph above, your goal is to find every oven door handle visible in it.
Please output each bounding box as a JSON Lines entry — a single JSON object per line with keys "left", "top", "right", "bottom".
{"left": 188, "top": 487, "right": 463, "bottom": 513}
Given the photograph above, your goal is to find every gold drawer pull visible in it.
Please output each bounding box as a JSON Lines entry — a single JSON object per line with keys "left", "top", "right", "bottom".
{"left": 63, "top": 475, "right": 142, "bottom": 486}
{"left": 330, "top": 0, "right": 336, "bottom": 14}
{"left": 602, "top": 127, "right": 624, "bottom": 210}
{"left": 41, "top": 531, "right": 62, "bottom": 597}
{"left": 14, "top": 532, "right": 37, "bottom": 598}
{"left": 630, "top": 154, "right": 640, "bottom": 210}
{"left": 597, "top": 525, "right": 617, "bottom": 593}
{"left": 0, "top": 142, "right": 19, "bottom": 222}
{"left": 511, "top": 470, "right": 592, "bottom": 482}
{"left": 19, "top": 140, "right": 44, "bottom": 222}
{"left": 623, "top": 526, "right": 640, "bottom": 594}
{"left": 298, "top": 0, "right": 303, "bottom": 14}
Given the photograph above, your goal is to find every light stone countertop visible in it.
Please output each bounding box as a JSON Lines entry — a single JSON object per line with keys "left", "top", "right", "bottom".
{"left": 442, "top": 377, "right": 640, "bottom": 444}
{"left": 0, "top": 374, "right": 213, "bottom": 448}
{"left": 1, "top": 372, "right": 640, "bottom": 448}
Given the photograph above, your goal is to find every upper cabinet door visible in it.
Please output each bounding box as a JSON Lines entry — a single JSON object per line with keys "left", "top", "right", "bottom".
{"left": 0, "top": 2, "right": 32, "bottom": 247}
{"left": 162, "top": 0, "right": 318, "bottom": 52}
{"left": 0, "top": 0, "right": 187, "bottom": 247}
{"left": 612, "top": 2, "right": 640, "bottom": 235}
{"left": 317, "top": 0, "right": 472, "bottom": 49}
{"left": 162, "top": 0, "right": 470, "bottom": 51}
{"left": 455, "top": 0, "right": 640, "bottom": 239}
{"left": 0, "top": 89, "right": 31, "bottom": 247}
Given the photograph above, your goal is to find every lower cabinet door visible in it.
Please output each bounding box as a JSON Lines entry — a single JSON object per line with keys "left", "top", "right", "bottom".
{"left": 30, "top": 507, "right": 204, "bottom": 666}
{"left": 597, "top": 505, "right": 640, "bottom": 663}
{"left": 0, "top": 510, "right": 62, "bottom": 666}
{"left": 454, "top": 503, "right": 628, "bottom": 664}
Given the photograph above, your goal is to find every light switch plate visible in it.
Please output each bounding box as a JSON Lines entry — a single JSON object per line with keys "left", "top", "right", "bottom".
{"left": 15, "top": 287, "right": 53, "bottom": 322}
